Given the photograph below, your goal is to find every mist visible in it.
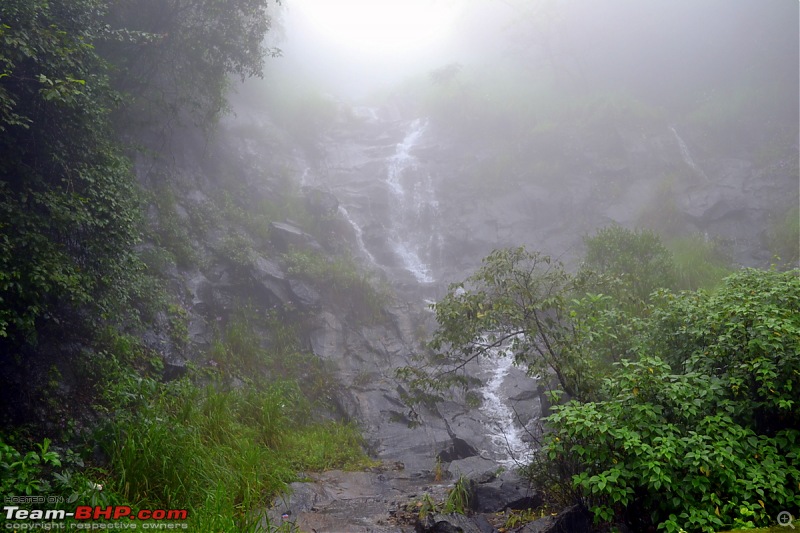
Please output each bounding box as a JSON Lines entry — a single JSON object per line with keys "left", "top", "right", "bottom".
{"left": 2, "top": 0, "right": 798, "bottom": 530}
{"left": 258, "top": 0, "right": 798, "bottom": 107}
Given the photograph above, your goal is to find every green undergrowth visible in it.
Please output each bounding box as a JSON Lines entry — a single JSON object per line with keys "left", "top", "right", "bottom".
{"left": 1, "top": 369, "right": 374, "bottom": 530}
{"left": 1, "top": 315, "right": 375, "bottom": 530}
{"left": 666, "top": 234, "right": 732, "bottom": 291}
{"left": 409, "top": 476, "right": 472, "bottom": 520}
{"left": 283, "top": 248, "right": 390, "bottom": 321}
{"left": 102, "top": 371, "right": 373, "bottom": 529}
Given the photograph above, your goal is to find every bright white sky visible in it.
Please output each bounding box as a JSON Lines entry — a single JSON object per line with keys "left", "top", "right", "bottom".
{"left": 290, "top": 0, "right": 460, "bottom": 56}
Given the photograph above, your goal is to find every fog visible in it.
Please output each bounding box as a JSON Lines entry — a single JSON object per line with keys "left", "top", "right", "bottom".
{"left": 265, "top": 0, "right": 798, "bottom": 108}
{"left": 237, "top": 0, "right": 798, "bottom": 278}
{"left": 2, "top": 1, "right": 798, "bottom": 528}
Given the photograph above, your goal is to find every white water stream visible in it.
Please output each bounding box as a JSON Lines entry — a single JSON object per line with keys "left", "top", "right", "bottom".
{"left": 338, "top": 204, "right": 377, "bottom": 265}
{"left": 385, "top": 119, "right": 438, "bottom": 284}
{"left": 671, "top": 126, "right": 709, "bottom": 181}
{"left": 478, "top": 342, "right": 535, "bottom": 467}
{"left": 317, "top": 112, "right": 536, "bottom": 467}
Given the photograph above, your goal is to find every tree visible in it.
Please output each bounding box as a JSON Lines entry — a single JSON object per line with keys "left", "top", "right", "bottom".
{"left": 0, "top": 0, "right": 142, "bottom": 343}
{"left": 101, "top": 0, "right": 281, "bottom": 133}
{"left": 582, "top": 225, "right": 676, "bottom": 307}
{"left": 399, "top": 237, "right": 799, "bottom": 531}
{"left": 399, "top": 247, "right": 631, "bottom": 405}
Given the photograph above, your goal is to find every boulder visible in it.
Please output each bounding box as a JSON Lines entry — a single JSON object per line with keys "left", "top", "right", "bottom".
{"left": 518, "top": 504, "right": 591, "bottom": 533}
{"left": 438, "top": 437, "right": 479, "bottom": 462}
{"left": 288, "top": 278, "right": 321, "bottom": 307}
{"left": 447, "top": 456, "right": 499, "bottom": 484}
{"left": 416, "top": 513, "right": 490, "bottom": 533}
{"left": 270, "top": 221, "right": 323, "bottom": 251}
{"left": 471, "top": 476, "right": 542, "bottom": 513}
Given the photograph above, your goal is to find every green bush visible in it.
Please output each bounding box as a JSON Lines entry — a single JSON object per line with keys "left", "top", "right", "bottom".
{"left": 666, "top": 234, "right": 732, "bottom": 291}
{"left": 649, "top": 269, "right": 800, "bottom": 433}
{"left": 768, "top": 206, "right": 800, "bottom": 270}
{"left": 0, "top": 437, "right": 61, "bottom": 496}
{"left": 582, "top": 225, "right": 676, "bottom": 307}
{"left": 542, "top": 269, "right": 800, "bottom": 532}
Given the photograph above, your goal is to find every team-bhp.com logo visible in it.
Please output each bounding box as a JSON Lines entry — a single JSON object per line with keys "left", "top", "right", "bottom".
{"left": 4, "top": 505, "right": 188, "bottom": 529}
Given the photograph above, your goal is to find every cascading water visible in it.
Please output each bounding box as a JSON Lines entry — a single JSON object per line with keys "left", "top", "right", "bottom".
{"left": 313, "top": 109, "right": 538, "bottom": 468}
{"left": 478, "top": 342, "right": 535, "bottom": 467}
{"left": 385, "top": 119, "right": 439, "bottom": 284}
{"left": 671, "top": 126, "right": 709, "bottom": 181}
{"left": 338, "top": 204, "right": 377, "bottom": 265}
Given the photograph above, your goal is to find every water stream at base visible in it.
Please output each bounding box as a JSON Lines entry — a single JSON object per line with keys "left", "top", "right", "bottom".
{"left": 478, "top": 343, "right": 535, "bottom": 468}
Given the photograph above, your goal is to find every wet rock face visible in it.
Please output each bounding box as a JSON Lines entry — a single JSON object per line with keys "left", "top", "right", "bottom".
{"left": 309, "top": 107, "right": 796, "bottom": 282}
{"left": 303, "top": 185, "right": 339, "bottom": 218}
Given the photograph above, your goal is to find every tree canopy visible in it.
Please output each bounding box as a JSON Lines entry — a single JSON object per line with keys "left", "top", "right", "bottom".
{"left": 0, "top": 0, "right": 278, "bottom": 347}
{"left": 1, "top": 0, "right": 141, "bottom": 342}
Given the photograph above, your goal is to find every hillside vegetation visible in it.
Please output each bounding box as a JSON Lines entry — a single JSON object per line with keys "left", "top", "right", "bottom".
{"left": 0, "top": 1, "right": 375, "bottom": 528}
{"left": 401, "top": 227, "right": 800, "bottom": 532}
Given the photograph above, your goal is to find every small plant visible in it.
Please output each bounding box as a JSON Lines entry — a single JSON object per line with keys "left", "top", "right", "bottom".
{"left": 504, "top": 508, "right": 544, "bottom": 529}
{"left": 0, "top": 438, "right": 61, "bottom": 495}
{"left": 442, "top": 476, "right": 472, "bottom": 514}
{"left": 219, "top": 233, "right": 255, "bottom": 269}
{"left": 167, "top": 303, "right": 190, "bottom": 354}
{"left": 411, "top": 493, "right": 439, "bottom": 520}
{"left": 433, "top": 457, "right": 444, "bottom": 482}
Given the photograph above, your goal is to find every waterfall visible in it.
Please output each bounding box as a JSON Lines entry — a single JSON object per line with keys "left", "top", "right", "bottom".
{"left": 671, "top": 126, "right": 709, "bottom": 181}
{"left": 385, "top": 119, "right": 438, "bottom": 284}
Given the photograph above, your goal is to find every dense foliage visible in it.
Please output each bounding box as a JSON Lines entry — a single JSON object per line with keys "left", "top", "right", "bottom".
{"left": 0, "top": 0, "right": 142, "bottom": 344}
{"left": 0, "top": 0, "right": 280, "bottom": 376}
{"left": 102, "top": 0, "right": 279, "bottom": 131}
{"left": 546, "top": 269, "right": 800, "bottom": 531}
{"left": 582, "top": 225, "right": 676, "bottom": 305}
{"left": 401, "top": 228, "right": 800, "bottom": 532}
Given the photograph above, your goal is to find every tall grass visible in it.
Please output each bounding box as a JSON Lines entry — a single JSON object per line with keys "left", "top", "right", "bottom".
{"left": 667, "top": 234, "right": 732, "bottom": 291}
{"left": 105, "top": 376, "right": 373, "bottom": 530}
{"left": 768, "top": 206, "right": 800, "bottom": 270}
{"left": 87, "top": 315, "right": 373, "bottom": 531}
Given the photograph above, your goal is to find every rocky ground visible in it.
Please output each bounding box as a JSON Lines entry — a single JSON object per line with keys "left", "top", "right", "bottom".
{"left": 263, "top": 458, "right": 590, "bottom": 533}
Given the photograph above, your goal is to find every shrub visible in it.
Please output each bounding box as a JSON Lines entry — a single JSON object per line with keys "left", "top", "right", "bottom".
{"left": 768, "top": 206, "right": 800, "bottom": 270}
{"left": 542, "top": 268, "right": 800, "bottom": 532}
{"left": 283, "top": 248, "right": 389, "bottom": 320}
{"left": 546, "top": 356, "right": 799, "bottom": 532}
{"left": 649, "top": 269, "right": 800, "bottom": 433}
{"left": 582, "top": 225, "right": 676, "bottom": 306}
{"left": 666, "top": 234, "right": 732, "bottom": 291}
